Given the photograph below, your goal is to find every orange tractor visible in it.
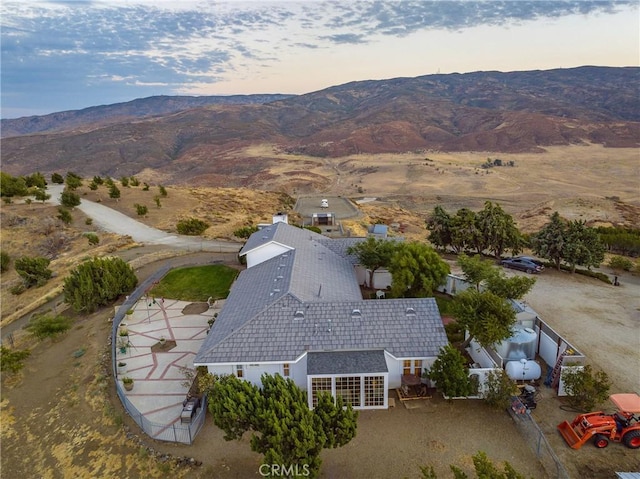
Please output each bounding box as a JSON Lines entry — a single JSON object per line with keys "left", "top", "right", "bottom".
{"left": 557, "top": 393, "right": 640, "bottom": 449}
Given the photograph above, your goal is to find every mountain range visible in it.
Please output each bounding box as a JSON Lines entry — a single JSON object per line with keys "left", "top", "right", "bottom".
{"left": 1, "top": 66, "right": 638, "bottom": 186}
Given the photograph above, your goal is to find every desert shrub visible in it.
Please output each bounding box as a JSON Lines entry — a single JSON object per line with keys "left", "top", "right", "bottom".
{"left": 25, "top": 312, "right": 73, "bottom": 340}
{"left": 561, "top": 364, "right": 611, "bottom": 412}
{"left": 120, "top": 176, "right": 129, "bottom": 187}
{"left": 608, "top": 255, "right": 634, "bottom": 272}
{"left": 0, "top": 346, "right": 31, "bottom": 373}
{"left": 85, "top": 218, "right": 93, "bottom": 226}
{"left": 134, "top": 203, "right": 148, "bottom": 216}
{"left": 60, "top": 189, "right": 81, "bottom": 208}
{"left": 129, "top": 176, "right": 140, "bottom": 186}
{"left": 176, "top": 218, "right": 209, "bottom": 236}
{"left": 64, "top": 172, "right": 83, "bottom": 190}
{"left": 88, "top": 181, "right": 98, "bottom": 191}
{"left": 15, "top": 256, "right": 52, "bottom": 287}
{"left": 57, "top": 207, "right": 73, "bottom": 224}
{"left": 51, "top": 173, "right": 64, "bottom": 184}
{"left": 142, "top": 183, "right": 150, "bottom": 191}
{"left": 39, "top": 231, "right": 71, "bottom": 258}
{"left": 85, "top": 233, "right": 99, "bottom": 245}
{"left": 109, "top": 184, "right": 121, "bottom": 199}
{"left": 1, "top": 251, "right": 10, "bottom": 272}
{"left": 34, "top": 188, "right": 50, "bottom": 203}
{"left": 304, "top": 225, "right": 322, "bottom": 234}
{"left": 233, "top": 225, "right": 259, "bottom": 239}
{"left": 158, "top": 185, "right": 168, "bottom": 197}
{"left": 92, "top": 175, "right": 104, "bottom": 185}
{"left": 3, "top": 214, "right": 27, "bottom": 227}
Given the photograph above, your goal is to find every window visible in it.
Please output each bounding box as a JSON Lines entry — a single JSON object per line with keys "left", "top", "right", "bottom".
{"left": 283, "top": 363, "right": 290, "bottom": 377}
{"left": 414, "top": 360, "right": 423, "bottom": 376}
{"left": 236, "top": 365, "right": 243, "bottom": 378}
{"left": 403, "top": 360, "right": 412, "bottom": 375}
{"left": 364, "top": 376, "right": 385, "bottom": 406}
{"left": 336, "top": 376, "right": 361, "bottom": 407}
{"left": 311, "top": 377, "right": 332, "bottom": 407}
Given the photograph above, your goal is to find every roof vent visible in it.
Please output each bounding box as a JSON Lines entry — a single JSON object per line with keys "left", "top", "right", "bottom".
{"left": 327, "top": 319, "right": 332, "bottom": 333}
{"left": 294, "top": 310, "right": 305, "bottom": 320}
{"left": 351, "top": 309, "right": 362, "bottom": 318}
{"left": 405, "top": 307, "right": 417, "bottom": 317}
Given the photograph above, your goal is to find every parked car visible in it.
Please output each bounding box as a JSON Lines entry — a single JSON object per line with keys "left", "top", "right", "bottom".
{"left": 500, "top": 256, "right": 545, "bottom": 274}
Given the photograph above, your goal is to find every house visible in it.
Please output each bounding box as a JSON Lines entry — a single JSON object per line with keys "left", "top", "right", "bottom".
{"left": 194, "top": 219, "right": 448, "bottom": 409}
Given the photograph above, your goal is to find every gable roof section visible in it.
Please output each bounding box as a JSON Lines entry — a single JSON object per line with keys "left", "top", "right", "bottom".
{"left": 195, "top": 222, "right": 447, "bottom": 365}
{"left": 195, "top": 297, "right": 447, "bottom": 363}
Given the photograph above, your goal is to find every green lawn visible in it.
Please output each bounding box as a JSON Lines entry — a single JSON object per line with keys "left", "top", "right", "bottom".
{"left": 149, "top": 265, "right": 239, "bottom": 302}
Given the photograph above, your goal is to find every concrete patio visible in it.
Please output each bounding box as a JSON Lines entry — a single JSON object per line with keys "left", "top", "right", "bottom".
{"left": 114, "top": 297, "right": 220, "bottom": 427}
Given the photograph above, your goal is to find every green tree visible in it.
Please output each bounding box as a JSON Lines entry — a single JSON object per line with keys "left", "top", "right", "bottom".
{"left": 563, "top": 220, "right": 605, "bottom": 273}
{"left": 120, "top": 176, "right": 130, "bottom": 187}
{"left": 451, "top": 290, "right": 516, "bottom": 349}
{"left": 15, "top": 256, "right": 52, "bottom": 287}
{"left": 60, "top": 189, "right": 81, "bottom": 208}
{"left": 0, "top": 172, "right": 28, "bottom": 197}
{"left": 476, "top": 201, "right": 522, "bottom": 258}
{"left": 485, "top": 274, "right": 536, "bottom": 300}
{"left": 34, "top": 188, "right": 51, "bottom": 203}
{"left": 0, "top": 250, "right": 10, "bottom": 272}
{"left": 451, "top": 208, "right": 481, "bottom": 254}
{"left": 51, "top": 172, "right": 64, "bottom": 184}
{"left": 426, "top": 345, "right": 473, "bottom": 398}
{"left": 63, "top": 257, "right": 137, "bottom": 313}
{"left": 210, "top": 373, "right": 357, "bottom": 478}
{"left": 176, "top": 217, "right": 209, "bottom": 235}
{"left": 531, "top": 212, "right": 566, "bottom": 270}
{"left": 108, "top": 184, "right": 121, "bottom": 199}
{"left": 426, "top": 205, "right": 453, "bottom": 251}
{"left": 25, "top": 312, "right": 73, "bottom": 340}
{"left": 0, "top": 346, "right": 31, "bottom": 374}
{"left": 313, "top": 393, "right": 358, "bottom": 448}
{"left": 483, "top": 370, "right": 519, "bottom": 410}
{"left": 389, "top": 242, "right": 450, "bottom": 297}
{"left": 457, "top": 254, "right": 496, "bottom": 291}
{"left": 25, "top": 172, "right": 47, "bottom": 189}
{"left": 57, "top": 207, "right": 73, "bottom": 224}
{"left": 347, "top": 237, "right": 399, "bottom": 288}
{"left": 420, "top": 451, "right": 529, "bottom": 479}
{"left": 561, "top": 365, "right": 611, "bottom": 412}
{"left": 65, "top": 172, "right": 83, "bottom": 190}
{"left": 92, "top": 175, "right": 104, "bottom": 185}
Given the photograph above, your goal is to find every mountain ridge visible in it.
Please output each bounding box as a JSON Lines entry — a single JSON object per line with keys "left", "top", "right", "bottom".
{"left": 1, "top": 66, "right": 638, "bottom": 186}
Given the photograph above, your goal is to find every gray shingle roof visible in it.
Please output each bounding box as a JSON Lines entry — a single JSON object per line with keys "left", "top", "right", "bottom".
{"left": 195, "top": 223, "right": 447, "bottom": 365}
{"left": 308, "top": 350, "right": 388, "bottom": 375}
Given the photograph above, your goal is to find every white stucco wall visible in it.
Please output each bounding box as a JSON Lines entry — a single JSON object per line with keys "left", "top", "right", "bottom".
{"left": 245, "top": 243, "right": 293, "bottom": 268}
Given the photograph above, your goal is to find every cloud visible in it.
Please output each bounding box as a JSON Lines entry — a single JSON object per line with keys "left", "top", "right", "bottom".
{"left": 1, "top": 0, "right": 637, "bottom": 117}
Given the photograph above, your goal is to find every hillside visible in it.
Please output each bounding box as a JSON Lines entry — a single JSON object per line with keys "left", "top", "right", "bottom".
{"left": 1, "top": 66, "right": 638, "bottom": 188}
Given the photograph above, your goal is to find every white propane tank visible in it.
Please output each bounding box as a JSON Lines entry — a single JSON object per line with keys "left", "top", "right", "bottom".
{"left": 505, "top": 359, "right": 541, "bottom": 381}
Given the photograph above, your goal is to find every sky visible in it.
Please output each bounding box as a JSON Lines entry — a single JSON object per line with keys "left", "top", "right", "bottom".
{"left": 1, "top": 1, "right": 638, "bottom": 119}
